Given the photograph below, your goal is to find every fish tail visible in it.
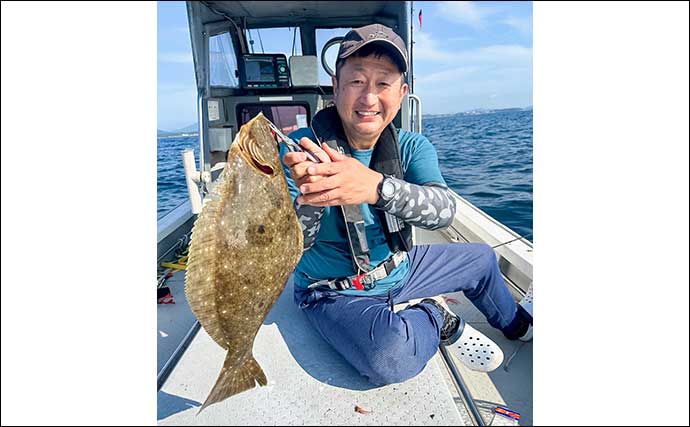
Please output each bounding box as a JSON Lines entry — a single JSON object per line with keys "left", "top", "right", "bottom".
{"left": 197, "top": 354, "right": 267, "bottom": 414}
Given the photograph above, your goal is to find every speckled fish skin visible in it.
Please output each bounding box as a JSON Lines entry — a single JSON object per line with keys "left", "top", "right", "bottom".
{"left": 185, "top": 113, "right": 303, "bottom": 412}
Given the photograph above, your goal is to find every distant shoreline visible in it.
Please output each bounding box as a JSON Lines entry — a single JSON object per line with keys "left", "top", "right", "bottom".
{"left": 157, "top": 132, "right": 199, "bottom": 139}
{"left": 158, "top": 107, "right": 532, "bottom": 136}
{"left": 423, "top": 106, "right": 532, "bottom": 119}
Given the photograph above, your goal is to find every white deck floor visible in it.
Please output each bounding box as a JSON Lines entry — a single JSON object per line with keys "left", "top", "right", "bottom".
{"left": 157, "top": 277, "right": 471, "bottom": 425}
{"left": 442, "top": 290, "right": 533, "bottom": 426}
{"left": 158, "top": 271, "right": 197, "bottom": 374}
{"left": 415, "top": 229, "right": 534, "bottom": 425}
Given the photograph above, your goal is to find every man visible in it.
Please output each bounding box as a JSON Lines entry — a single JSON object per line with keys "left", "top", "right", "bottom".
{"left": 280, "top": 24, "right": 533, "bottom": 386}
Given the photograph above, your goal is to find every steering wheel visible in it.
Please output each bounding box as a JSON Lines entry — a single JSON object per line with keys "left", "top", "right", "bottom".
{"left": 321, "top": 36, "right": 345, "bottom": 79}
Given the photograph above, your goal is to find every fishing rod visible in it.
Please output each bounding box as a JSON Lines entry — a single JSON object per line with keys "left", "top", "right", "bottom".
{"left": 440, "top": 345, "right": 486, "bottom": 426}
{"left": 491, "top": 233, "right": 533, "bottom": 249}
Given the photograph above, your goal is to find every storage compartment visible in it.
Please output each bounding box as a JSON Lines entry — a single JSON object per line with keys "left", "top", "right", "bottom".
{"left": 208, "top": 127, "right": 233, "bottom": 152}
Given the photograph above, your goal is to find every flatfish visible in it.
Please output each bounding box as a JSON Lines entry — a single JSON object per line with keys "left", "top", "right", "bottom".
{"left": 185, "top": 113, "right": 303, "bottom": 412}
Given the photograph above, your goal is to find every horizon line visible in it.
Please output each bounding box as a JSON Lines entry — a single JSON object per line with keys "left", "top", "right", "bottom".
{"left": 159, "top": 105, "right": 533, "bottom": 131}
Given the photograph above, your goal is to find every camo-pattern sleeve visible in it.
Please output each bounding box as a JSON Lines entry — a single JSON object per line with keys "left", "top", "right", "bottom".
{"left": 378, "top": 177, "right": 456, "bottom": 230}
{"left": 294, "top": 202, "right": 325, "bottom": 251}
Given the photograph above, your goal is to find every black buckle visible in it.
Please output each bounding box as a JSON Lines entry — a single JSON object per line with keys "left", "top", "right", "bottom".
{"left": 361, "top": 275, "right": 376, "bottom": 290}
{"left": 340, "top": 275, "right": 376, "bottom": 291}
{"left": 311, "top": 275, "right": 377, "bottom": 291}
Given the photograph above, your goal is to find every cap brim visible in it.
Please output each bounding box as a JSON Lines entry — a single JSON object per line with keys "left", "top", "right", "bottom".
{"left": 339, "top": 39, "right": 408, "bottom": 73}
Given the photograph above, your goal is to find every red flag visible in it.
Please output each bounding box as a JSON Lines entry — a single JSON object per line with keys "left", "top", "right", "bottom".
{"left": 418, "top": 9, "right": 423, "bottom": 30}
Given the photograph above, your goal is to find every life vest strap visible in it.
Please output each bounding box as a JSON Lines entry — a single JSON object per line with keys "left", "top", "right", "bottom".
{"left": 307, "top": 251, "right": 407, "bottom": 291}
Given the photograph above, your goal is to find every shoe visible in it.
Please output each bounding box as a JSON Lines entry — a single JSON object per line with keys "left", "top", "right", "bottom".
{"left": 518, "top": 283, "right": 533, "bottom": 342}
{"left": 419, "top": 297, "right": 504, "bottom": 372}
{"left": 419, "top": 298, "right": 462, "bottom": 344}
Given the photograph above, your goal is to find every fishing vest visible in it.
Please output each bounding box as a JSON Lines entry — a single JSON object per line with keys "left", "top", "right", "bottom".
{"left": 310, "top": 106, "right": 413, "bottom": 273}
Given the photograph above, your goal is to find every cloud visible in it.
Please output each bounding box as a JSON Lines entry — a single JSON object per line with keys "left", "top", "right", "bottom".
{"left": 502, "top": 16, "right": 532, "bottom": 36}
{"left": 447, "top": 36, "right": 474, "bottom": 43}
{"left": 436, "top": 1, "right": 486, "bottom": 29}
{"left": 435, "top": 2, "right": 532, "bottom": 37}
{"left": 158, "top": 52, "right": 193, "bottom": 64}
{"left": 411, "top": 31, "right": 532, "bottom": 114}
{"left": 413, "top": 32, "right": 455, "bottom": 62}
{"left": 415, "top": 35, "right": 532, "bottom": 66}
{"left": 415, "top": 12, "right": 532, "bottom": 63}
{"left": 414, "top": 69, "right": 532, "bottom": 115}
{"left": 415, "top": 66, "right": 482, "bottom": 84}
{"left": 469, "top": 45, "right": 532, "bottom": 65}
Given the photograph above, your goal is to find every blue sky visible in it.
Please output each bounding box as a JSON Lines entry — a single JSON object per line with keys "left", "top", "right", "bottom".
{"left": 158, "top": 1, "right": 532, "bottom": 130}
{"left": 157, "top": 1, "right": 196, "bottom": 131}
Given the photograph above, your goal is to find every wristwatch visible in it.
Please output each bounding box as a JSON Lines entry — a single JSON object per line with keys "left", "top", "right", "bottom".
{"left": 376, "top": 175, "right": 396, "bottom": 207}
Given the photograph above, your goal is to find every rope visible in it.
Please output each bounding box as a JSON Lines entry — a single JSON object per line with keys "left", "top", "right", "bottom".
{"left": 157, "top": 233, "right": 191, "bottom": 289}
{"left": 491, "top": 232, "right": 533, "bottom": 249}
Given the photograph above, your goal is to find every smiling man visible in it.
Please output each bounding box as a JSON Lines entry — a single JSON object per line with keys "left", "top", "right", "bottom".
{"left": 280, "top": 24, "right": 533, "bottom": 386}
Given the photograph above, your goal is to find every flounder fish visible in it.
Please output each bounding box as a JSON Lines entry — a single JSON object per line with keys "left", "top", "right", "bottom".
{"left": 185, "top": 112, "right": 303, "bottom": 412}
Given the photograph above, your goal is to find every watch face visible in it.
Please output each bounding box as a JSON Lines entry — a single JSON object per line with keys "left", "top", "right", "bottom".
{"left": 382, "top": 179, "right": 395, "bottom": 198}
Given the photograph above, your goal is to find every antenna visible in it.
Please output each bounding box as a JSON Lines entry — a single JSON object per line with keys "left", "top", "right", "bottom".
{"left": 410, "top": 1, "right": 414, "bottom": 94}
{"left": 244, "top": 18, "right": 254, "bottom": 53}
{"left": 256, "top": 29, "right": 265, "bottom": 53}
{"left": 291, "top": 26, "right": 297, "bottom": 57}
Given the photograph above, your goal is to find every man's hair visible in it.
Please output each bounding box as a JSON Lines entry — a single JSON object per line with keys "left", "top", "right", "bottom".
{"left": 334, "top": 43, "right": 406, "bottom": 85}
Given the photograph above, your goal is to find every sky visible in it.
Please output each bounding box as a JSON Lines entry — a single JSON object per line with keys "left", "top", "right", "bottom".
{"left": 157, "top": 1, "right": 532, "bottom": 131}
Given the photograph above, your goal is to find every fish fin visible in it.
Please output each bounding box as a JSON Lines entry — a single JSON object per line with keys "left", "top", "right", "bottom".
{"left": 185, "top": 174, "right": 232, "bottom": 350}
{"left": 197, "top": 354, "right": 267, "bottom": 414}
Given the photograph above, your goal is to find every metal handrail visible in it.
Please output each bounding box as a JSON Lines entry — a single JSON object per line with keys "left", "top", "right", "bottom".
{"left": 409, "top": 94, "right": 422, "bottom": 133}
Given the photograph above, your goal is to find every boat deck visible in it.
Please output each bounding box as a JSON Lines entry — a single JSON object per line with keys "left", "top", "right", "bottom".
{"left": 157, "top": 271, "right": 197, "bottom": 374}
{"left": 415, "top": 230, "right": 533, "bottom": 426}
{"left": 157, "top": 217, "right": 532, "bottom": 425}
{"left": 157, "top": 274, "right": 471, "bottom": 425}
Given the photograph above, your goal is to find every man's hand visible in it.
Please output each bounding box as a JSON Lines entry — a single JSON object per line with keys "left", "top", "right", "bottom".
{"left": 282, "top": 137, "right": 332, "bottom": 190}
{"left": 296, "top": 144, "right": 384, "bottom": 206}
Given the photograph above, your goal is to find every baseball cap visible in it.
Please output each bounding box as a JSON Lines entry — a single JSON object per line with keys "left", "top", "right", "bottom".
{"left": 337, "top": 24, "right": 408, "bottom": 73}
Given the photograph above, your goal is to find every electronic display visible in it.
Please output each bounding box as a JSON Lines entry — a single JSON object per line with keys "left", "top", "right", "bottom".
{"left": 245, "top": 58, "right": 275, "bottom": 82}
{"left": 238, "top": 54, "right": 290, "bottom": 89}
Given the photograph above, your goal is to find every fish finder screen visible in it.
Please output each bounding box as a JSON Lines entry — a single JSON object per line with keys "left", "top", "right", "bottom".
{"left": 245, "top": 58, "right": 275, "bottom": 82}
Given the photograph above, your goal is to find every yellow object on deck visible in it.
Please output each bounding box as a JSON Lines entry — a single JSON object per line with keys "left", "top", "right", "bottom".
{"left": 160, "top": 261, "right": 187, "bottom": 271}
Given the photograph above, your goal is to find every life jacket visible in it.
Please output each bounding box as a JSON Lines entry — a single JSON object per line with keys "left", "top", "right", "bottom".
{"left": 310, "top": 106, "right": 413, "bottom": 273}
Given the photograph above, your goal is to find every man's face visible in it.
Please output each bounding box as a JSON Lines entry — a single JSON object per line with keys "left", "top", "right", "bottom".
{"left": 332, "top": 54, "right": 408, "bottom": 143}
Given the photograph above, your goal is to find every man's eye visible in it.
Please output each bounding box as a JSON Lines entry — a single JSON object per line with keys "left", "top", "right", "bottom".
{"left": 352, "top": 80, "right": 364, "bottom": 85}
{"left": 378, "top": 82, "right": 391, "bottom": 87}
